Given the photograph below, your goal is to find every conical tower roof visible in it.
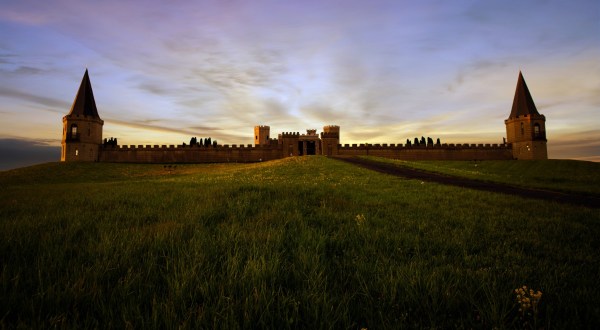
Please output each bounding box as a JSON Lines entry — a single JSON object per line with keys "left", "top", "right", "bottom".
{"left": 67, "top": 69, "right": 101, "bottom": 119}
{"left": 509, "top": 71, "right": 540, "bottom": 119}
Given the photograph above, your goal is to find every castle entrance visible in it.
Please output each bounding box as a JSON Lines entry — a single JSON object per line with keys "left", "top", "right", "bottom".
{"left": 298, "top": 140, "right": 317, "bottom": 156}
{"left": 306, "top": 141, "right": 316, "bottom": 155}
{"left": 296, "top": 129, "right": 321, "bottom": 156}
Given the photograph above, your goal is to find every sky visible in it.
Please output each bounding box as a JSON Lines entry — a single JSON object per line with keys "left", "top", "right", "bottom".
{"left": 0, "top": 0, "right": 599, "bottom": 169}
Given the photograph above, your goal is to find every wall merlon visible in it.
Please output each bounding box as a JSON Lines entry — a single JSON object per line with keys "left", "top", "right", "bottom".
{"left": 281, "top": 132, "right": 300, "bottom": 137}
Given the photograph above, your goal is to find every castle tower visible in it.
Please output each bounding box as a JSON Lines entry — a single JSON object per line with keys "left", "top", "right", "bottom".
{"left": 505, "top": 72, "right": 547, "bottom": 160}
{"left": 321, "top": 125, "right": 340, "bottom": 156}
{"left": 254, "top": 125, "right": 270, "bottom": 146}
{"left": 61, "top": 69, "right": 104, "bottom": 161}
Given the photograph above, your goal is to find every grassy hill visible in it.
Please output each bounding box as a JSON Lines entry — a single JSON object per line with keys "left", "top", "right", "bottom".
{"left": 364, "top": 157, "right": 600, "bottom": 196}
{"left": 1, "top": 157, "right": 599, "bottom": 328}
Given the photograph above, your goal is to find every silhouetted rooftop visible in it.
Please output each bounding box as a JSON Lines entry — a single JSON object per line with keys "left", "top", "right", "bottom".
{"left": 509, "top": 71, "right": 540, "bottom": 119}
{"left": 67, "top": 69, "right": 101, "bottom": 119}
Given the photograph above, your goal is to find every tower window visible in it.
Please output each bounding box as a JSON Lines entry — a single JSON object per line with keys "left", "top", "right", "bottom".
{"left": 75, "top": 149, "right": 79, "bottom": 156}
{"left": 534, "top": 123, "right": 541, "bottom": 137}
{"left": 71, "top": 124, "right": 78, "bottom": 135}
{"left": 520, "top": 123, "right": 524, "bottom": 136}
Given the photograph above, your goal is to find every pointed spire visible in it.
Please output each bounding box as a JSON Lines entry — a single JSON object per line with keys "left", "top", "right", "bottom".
{"left": 509, "top": 71, "right": 540, "bottom": 119}
{"left": 67, "top": 69, "right": 101, "bottom": 119}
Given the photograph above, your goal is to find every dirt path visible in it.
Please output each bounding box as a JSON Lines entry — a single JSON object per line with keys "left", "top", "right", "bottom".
{"left": 334, "top": 157, "right": 600, "bottom": 209}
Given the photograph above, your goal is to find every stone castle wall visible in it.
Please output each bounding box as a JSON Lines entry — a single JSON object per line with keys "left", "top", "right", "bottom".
{"left": 98, "top": 141, "right": 513, "bottom": 162}
{"left": 337, "top": 143, "right": 513, "bottom": 160}
{"left": 99, "top": 144, "right": 283, "bottom": 163}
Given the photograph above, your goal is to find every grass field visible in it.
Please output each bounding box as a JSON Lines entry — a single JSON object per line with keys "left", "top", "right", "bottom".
{"left": 364, "top": 157, "right": 600, "bottom": 196}
{"left": 1, "top": 157, "right": 599, "bottom": 328}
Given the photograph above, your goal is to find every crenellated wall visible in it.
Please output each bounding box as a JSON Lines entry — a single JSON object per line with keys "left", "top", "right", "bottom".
{"left": 278, "top": 132, "right": 301, "bottom": 156}
{"left": 99, "top": 144, "right": 283, "bottom": 163}
{"left": 97, "top": 141, "right": 513, "bottom": 163}
{"left": 337, "top": 143, "right": 513, "bottom": 160}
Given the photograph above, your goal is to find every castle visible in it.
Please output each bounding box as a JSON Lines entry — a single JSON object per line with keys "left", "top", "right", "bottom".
{"left": 61, "top": 70, "right": 547, "bottom": 163}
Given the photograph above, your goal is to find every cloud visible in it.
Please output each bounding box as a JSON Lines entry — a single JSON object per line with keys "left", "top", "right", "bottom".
{"left": 136, "top": 81, "right": 173, "bottom": 96}
{"left": 0, "top": 138, "right": 60, "bottom": 171}
{"left": 106, "top": 118, "right": 247, "bottom": 143}
{"left": 0, "top": 86, "right": 69, "bottom": 110}
{"left": 549, "top": 130, "right": 600, "bottom": 160}
{"left": 13, "top": 66, "right": 44, "bottom": 75}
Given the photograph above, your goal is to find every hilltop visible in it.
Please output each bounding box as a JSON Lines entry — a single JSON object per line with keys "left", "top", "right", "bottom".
{"left": 1, "top": 157, "right": 599, "bottom": 328}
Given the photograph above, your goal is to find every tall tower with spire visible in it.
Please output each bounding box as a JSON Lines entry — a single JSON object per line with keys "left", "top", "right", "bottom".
{"left": 61, "top": 69, "right": 104, "bottom": 161}
{"left": 505, "top": 72, "right": 547, "bottom": 160}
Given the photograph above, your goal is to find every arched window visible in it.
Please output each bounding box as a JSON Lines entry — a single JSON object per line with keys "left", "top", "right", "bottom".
{"left": 534, "top": 123, "right": 541, "bottom": 137}
{"left": 520, "top": 123, "right": 524, "bottom": 136}
{"left": 75, "top": 149, "right": 79, "bottom": 156}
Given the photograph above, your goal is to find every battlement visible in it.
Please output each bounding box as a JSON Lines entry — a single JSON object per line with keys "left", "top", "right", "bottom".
{"left": 101, "top": 143, "right": 286, "bottom": 151}
{"left": 280, "top": 132, "right": 300, "bottom": 137}
{"left": 339, "top": 143, "right": 508, "bottom": 150}
{"left": 323, "top": 125, "right": 340, "bottom": 133}
{"left": 63, "top": 114, "right": 104, "bottom": 122}
{"left": 306, "top": 129, "right": 317, "bottom": 135}
{"left": 255, "top": 125, "right": 270, "bottom": 129}
{"left": 336, "top": 142, "right": 512, "bottom": 160}
{"left": 505, "top": 113, "right": 546, "bottom": 122}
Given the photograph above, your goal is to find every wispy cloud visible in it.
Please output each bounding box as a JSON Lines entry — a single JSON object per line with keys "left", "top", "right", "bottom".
{"left": 106, "top": 118, "right": 247, "bottom": 143}
{"left": 0, "top": 86, "right": 69, "bottom": 110}
{"left": 549, "top": 130, "right": 600, "bottom": 160}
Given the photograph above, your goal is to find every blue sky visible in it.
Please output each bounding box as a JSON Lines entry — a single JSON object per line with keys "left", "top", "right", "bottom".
{"left": 0, "top": 0, "right": 599, "bottom": 168}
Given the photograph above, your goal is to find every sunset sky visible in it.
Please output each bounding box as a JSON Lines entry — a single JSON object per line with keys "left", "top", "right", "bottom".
{"left": 0, "top": 0, "right": 599, "bottom": 168}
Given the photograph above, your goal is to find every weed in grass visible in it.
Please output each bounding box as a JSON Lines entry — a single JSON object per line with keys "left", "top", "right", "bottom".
{"left": 515, "top": 285, "right": 543, "bottom": 329}
{"left": 355, "top": 214, "right": 366, "bottom": 226}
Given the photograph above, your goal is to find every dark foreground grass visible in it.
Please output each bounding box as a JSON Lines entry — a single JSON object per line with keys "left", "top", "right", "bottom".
{"left": 1, "top": 157, "right": 599, "bottom": 328}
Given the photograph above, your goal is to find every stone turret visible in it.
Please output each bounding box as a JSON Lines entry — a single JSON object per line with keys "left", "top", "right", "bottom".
{"left": 321, "top": 125, "right": 340, "bottom": 156}
{"left": 504, "top": 72, "right": 547, "bottom": 160}
{"left": 61, "top": 69, "right": 104, "bottom": 161}
{"left": 254, "top": 125, "right": 270, "bottom": 146}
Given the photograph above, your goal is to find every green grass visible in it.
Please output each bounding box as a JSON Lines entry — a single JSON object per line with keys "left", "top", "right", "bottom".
{"left": 362, "top": 157, "right": 600, "bottom": 196}
{"left": 1, "top": 157, "right": 599, "bottom": 328}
